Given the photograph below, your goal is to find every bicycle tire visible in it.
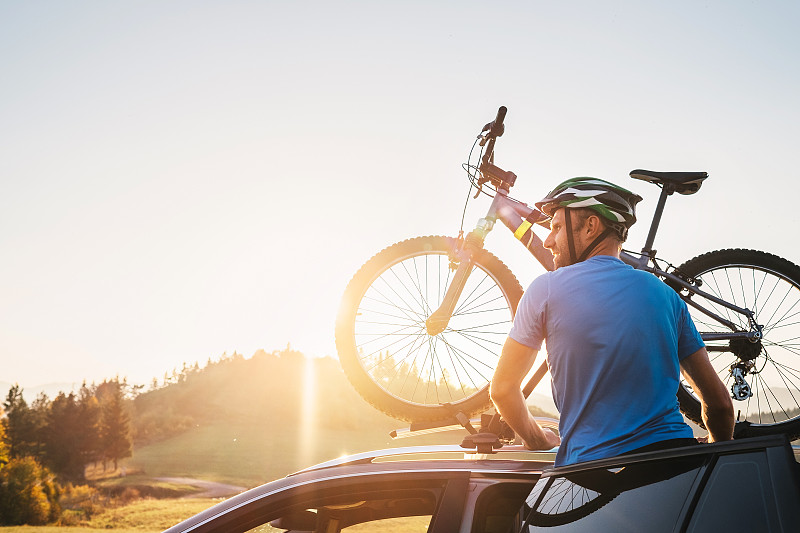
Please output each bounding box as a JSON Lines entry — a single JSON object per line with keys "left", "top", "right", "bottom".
{"left": 335, "top": 236, "right": 524, "bottom": 422}
{"left": 674, "top": 249, "right": 800, "bottom": 439}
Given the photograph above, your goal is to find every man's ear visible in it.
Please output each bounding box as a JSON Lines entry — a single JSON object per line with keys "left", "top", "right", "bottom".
{"left": 586, "top": 214, "right": 604, "bottom": 237}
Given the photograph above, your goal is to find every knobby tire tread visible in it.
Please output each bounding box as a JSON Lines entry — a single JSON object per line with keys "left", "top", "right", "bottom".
{"left": 674, "top": 248, "right": 800, "bottom": 439}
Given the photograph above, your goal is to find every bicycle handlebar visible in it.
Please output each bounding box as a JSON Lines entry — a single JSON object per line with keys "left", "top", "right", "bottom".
{"left": 479, "top": 106, "right": 516, "bottom": 190}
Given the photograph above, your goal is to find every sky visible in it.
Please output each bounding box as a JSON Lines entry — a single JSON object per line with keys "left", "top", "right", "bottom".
{"left": 2, "top": 1, "right": 800, "bottom": 392}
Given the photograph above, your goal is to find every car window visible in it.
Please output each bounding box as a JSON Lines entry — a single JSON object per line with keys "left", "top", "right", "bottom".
{"left": 245, "top": 514, "right": 432, "bottom": 533}
{"left": 472, "top": 482, "right": 536, "bottom": 533}
{"left": 247, "top": 514, "right": 433, "bottom": 533}
{"left": 344, "top": 515, "right": 432, "bottom": 531}
{"left": 248, "top": 483, "right": 440, "bottom": 533}
{"left": 686, "top": 452, "right": 778, "bottom": 532}
{"left": 521, "top": 456, "right": 704, "bottom": 532}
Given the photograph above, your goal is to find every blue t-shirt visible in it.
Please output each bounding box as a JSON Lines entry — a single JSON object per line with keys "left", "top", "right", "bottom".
{"left": 509, "top": 255, "right": 703, "bottom": 466}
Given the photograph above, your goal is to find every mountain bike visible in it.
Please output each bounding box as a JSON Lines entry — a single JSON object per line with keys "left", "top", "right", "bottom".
{"left": 335, "top": 106, "right": 800, "bottom": 440}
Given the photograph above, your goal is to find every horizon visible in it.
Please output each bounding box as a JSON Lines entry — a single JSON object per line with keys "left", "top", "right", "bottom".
{"left": 1, "top": 345, "right": 321, "bottom": 392}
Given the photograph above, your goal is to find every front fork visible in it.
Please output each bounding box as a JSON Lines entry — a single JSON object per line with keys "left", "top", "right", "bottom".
{"left": 425, "top": 218, "right": 494, "bottom": 335}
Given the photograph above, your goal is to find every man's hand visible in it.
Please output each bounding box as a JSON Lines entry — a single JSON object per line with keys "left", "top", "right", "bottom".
{"left": 680, "top": 347, "right": 734, "bottom": 442}
{"left": 522, "top": 425, "right": 561, "bottom": 451}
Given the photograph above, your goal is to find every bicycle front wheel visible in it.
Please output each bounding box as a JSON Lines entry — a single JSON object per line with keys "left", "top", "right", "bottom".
{"left": 335, "top": 236, "right": 524, "bottom": 422}
{"left": 675, "top": 249, "right": 800, "bottom": 438}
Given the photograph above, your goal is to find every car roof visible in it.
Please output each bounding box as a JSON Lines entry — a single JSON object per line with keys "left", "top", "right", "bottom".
{"left": 292, "top": 444, "right": 557, "bottom": 475}
{"left": 164, "top": 444, "right": 554, "bottom": 533}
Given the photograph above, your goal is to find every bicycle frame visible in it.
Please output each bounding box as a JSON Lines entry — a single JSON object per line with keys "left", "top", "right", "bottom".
{"left": 618, "top": 182, "right": 761, "bottom": 345}
{"left": 426, "top": 153, "right": 762, "bottom": 356}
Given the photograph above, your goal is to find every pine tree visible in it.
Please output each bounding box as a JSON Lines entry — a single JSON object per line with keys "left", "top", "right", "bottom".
{"left": 97, "top": 380, "right": 132, "bottom": 470}
{"left": 76, "top": 383, "right": 101, "bottom": 468}
{"left": 2, "top": 385, "right": 38, "bottom": 459}
{"left": 44, "top": 392, "right": 85, "bottom": 480}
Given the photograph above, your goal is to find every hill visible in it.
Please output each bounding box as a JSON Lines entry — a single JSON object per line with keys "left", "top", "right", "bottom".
{"left": 126, "top": 348, "right": 486, "bottom": 486}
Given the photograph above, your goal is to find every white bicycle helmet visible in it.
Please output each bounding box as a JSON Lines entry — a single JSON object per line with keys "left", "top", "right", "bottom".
{"left": 535, "top": 177, "right": 643, "bottom": 263}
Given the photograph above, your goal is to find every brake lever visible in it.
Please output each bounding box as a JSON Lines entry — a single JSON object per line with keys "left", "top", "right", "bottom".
{"left": 478, "top": 120, "right": 505, "bottom": 146}
{"left": 473, "top": 180, "right": 484, "bottom": 199}
{"left": 482, "top": 120, "right": 505, "bottom": 137}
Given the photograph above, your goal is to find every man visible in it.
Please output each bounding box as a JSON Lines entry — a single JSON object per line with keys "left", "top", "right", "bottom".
{"left": 490, "top": 177, "right": 734, "bottom": 466}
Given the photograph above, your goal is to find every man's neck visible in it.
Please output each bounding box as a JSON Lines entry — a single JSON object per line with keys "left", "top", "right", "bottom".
{"left": 580, "top": 238, "right": 621, "bottom": 261}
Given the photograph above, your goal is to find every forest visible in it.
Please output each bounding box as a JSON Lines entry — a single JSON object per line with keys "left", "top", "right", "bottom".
{"left": 0, "top": 378, "right": 132, "bottom": 524}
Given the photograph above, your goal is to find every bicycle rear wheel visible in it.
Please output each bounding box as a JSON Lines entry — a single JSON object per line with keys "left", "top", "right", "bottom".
{"left": 675, "top": 249, "right": 800, "bottom": 438}
{"left": 335, "top": 236, "right": 523, "bottom": 422}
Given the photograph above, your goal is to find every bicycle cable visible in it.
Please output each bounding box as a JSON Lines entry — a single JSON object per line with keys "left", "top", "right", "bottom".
{"left": 458, "top": 137, "right": 483, "bottom": 236}
{"left": 458, "top": 130, "right": 526, "bottom": 236}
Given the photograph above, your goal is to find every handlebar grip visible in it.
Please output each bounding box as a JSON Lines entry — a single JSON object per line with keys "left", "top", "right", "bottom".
{"left": 482, "top": 106, "right": 507, "bottom": 137}
{"left": 494, "top": 106, "right": 507, "bottom": 129}
{"left": 491, "top": 106, "right": 507, "bottom": 137}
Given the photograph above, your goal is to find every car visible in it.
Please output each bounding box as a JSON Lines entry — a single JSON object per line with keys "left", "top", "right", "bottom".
{"left": 165, "top": 419, "right": 800, "bottom": 533}
{"left": 164, "top": 443, "right": 553, "bottom": 533}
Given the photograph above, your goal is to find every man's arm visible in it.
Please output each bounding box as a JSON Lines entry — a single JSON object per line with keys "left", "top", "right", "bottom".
{"left": 679, "top": 347, "right": 734, "bottom": 442}
{"left": 490, "top": 337, "right": 560, "bottom": 450}
{"left": 495, "top": 195, "right": 555, "bottom": 271}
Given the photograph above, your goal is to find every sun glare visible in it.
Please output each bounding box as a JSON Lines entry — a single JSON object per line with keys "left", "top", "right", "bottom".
{"left": 299, "top": 355, "right": 317, "bottom": 466}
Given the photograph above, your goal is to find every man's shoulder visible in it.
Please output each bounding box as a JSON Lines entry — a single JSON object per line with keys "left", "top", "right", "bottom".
{"left": 547, "top": 257, "right": 679, "bottom": 297}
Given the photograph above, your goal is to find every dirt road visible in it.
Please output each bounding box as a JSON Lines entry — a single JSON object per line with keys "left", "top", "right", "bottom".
{"left": 157, "top": 476, "right": 248, "bottom": 498}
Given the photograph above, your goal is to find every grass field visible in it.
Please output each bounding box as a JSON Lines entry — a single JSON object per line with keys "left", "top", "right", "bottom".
{"left": 0, "top": 497, "right": 218, "bottom": 533}
{"left": 122, "top": 418, "right": 459, "bottom": 487}
{"left": 0, "top": 499, "right": 430, "bottom": 532}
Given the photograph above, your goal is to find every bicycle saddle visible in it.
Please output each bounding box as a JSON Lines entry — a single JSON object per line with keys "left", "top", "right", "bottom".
{"left": 629, "top": 169, "right": 709, "bottom": 195}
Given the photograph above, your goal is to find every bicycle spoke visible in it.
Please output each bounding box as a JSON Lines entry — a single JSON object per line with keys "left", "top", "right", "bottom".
{"left": 452, "top": 319, "right": 514, "bottom": 332}
{"left": 362, "top": 292, "right": 424, "bottom": 323}
{"left": 439, "top": 335, "right": 498, "bottom": 371}
{"left": 355, "top": 323, "right": 423, "bottom": 350}
{"left": 343, "top": 238, "right": 520, "bottom": 413}
{"left": 388, "top": 263, "right": 429, "bottom": 318}
{"left": 438, "top": 338, "right": 483, "bottom": 392}
{"left": 439, "top": 337, "right": 471, "bottom": 397}
{"left": 452, "top": 267, "right": 492, "bottom": 316}
{"left": 765, "top": 316, "right": 800, "bottom": 331}
{"left": 766, "top": 294, "right": 800, "bottom": 333}
{"left": 759, "top": 274, "right": 789, "bottom": 327}
{"left": 355, "top": 306, "right": 422, "bottom": 325}
{"left": 436, "top": 342, "right": 495, "bottom": 388}
{"left": 771, "top": 364, "right": 800, "bottom": 412}
{"left": 359, "top": 328, "right": 427, "bottom": 368}
{"left": 452, "top": 329, "right": 506, "bottom": 352}
{"left": 457, "top": 306, "right": 515, "bottom": 316}
{"left": 457, "top": 292, "right": 508, "bottom": 316}
{"left": 367, "top": 282, "right": 426, "bottom": 324}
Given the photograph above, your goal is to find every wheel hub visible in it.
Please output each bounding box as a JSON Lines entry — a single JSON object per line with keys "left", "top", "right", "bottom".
{"left": 730, "top": 336, "right": 762, "bottom": 362}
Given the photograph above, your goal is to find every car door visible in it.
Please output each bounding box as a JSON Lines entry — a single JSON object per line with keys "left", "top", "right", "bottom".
{"left": 167, "top": 469, "right": 472, "bottom": 533}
